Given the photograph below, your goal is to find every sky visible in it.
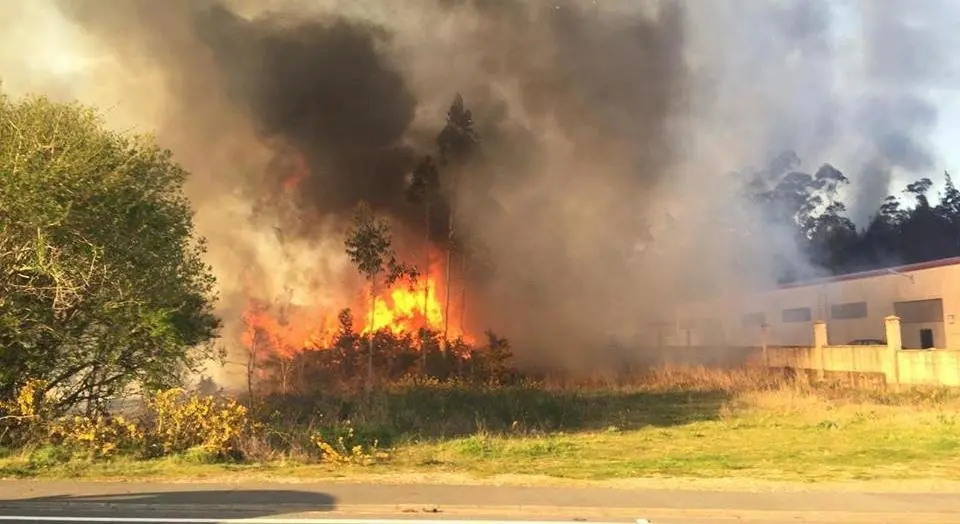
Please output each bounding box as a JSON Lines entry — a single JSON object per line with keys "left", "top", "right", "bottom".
{"left": 933, "top": 91, "right": 960, "bottom": 175}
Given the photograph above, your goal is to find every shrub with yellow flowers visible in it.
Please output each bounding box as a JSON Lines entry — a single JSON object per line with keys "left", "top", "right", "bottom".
{"left": 3, "top": 382, "right": 253, "bottom": 463}
{"left": 309, "top": 423, "right": 388, "bottom": 465}
{"left": 47, "top": 414, "right": 143, "bottom": 458}
{"left": 144, "top": 388, "right": 249, "bottom": 459}
{"left": 0, "top": 379, "right": 54, "bottom": 445}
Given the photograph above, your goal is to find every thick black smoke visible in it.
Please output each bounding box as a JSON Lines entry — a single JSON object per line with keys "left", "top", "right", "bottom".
{"left": 193, "top": 5, "right": 419, "bottom": 218}
{"left": 55, "top": 0, "right": 425, "bottom": 230}
{"left": 43, "top": 0, "right": 691, "bottom": 370}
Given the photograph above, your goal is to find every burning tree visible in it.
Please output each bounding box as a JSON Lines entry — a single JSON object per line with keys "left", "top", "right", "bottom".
{"left": 406, "top": 157, "right": 441, "bottom": 313}
{"left": 344, "top": 201, "right": 418, "bottom": 390}
{"left": 438, "top": 95, "right": 479, "bottom": 341}
{"left": 411, "top": 94, "right": 480, "bottom": 341}
{"left": 406, "top": 155, "right": 441, "bottom": 372}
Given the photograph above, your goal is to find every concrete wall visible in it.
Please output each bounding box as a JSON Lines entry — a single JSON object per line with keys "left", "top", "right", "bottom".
{"left": 757, "top": 317, "right": 960, "bottom": 387}
{"left": 635, "top": 345, "right": 758, "bottom": 369}
{"left": 897, "top": 350, "right": 960, "bottom": 386}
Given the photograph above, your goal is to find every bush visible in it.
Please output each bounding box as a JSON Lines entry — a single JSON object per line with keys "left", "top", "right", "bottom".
{"left": 48, "top": 415, "right": 143, "bottom": 459}
{"left": 309, "top": 423, "right": 388, "bottom": 465}
{"left": 0, "top": 379, "right": 53, "bottom": 446}
{"left": 27, "top": 444, "right": 72, "bottom": 469}
{"left": 2, "top": 382, "right": 252, "bottom": 463}
{"left": 145, "top": 388, "right": 249, "bottom": 459}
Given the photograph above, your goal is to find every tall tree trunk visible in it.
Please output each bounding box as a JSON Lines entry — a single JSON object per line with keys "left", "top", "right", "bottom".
{"left": 421, "top": 201, "right": 431, "bottom": 375}
{"left": 442, "top": 164, "right": 460, "bottom": 344}
{"left": 459, "top": 251, "right": 467, "bottom": 338}
{"left": 246, "top": 339, "right": 257, "bottom": 401}
{"left": 367, "top": 274, "right": 377, "bottom": 392}
{"left": 295, "top": 356, "right": 305, "bottom": 395}
{"left": 443, "top": 210, "right": 454, "bottom": 342}
{"left": 279, "top": 357, "right": 291, "bottom": 395}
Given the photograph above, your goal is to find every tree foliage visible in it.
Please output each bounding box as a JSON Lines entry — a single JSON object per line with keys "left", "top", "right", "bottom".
{"left": 344, "top": 201, "right": 417, "bottom": 288}
{"left": 437, "top": 93, "right": 480, "bottom": 171}
{"left": 344, "top": 201, "right": 417, "bottom": 387}
{"left": 0, "top": 93, "right": 221, "bottom": 413}
{"left": 747, "top": 150, "right": 960, "bottom": 281}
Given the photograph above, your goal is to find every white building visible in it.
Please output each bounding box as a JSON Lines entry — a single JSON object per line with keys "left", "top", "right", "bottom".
{"left": 661, "top": 257, "right": 960, "bottom": 350}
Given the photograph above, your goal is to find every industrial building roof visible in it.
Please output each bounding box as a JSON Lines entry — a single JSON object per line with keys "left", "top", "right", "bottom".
{"left": 779, "top": 256, "right": 960, "bottom": 290}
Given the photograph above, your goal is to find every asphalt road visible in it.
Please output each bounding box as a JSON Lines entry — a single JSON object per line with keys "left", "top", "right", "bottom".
{"left": 0, "top": 480, "right": 959, "bottom": 524}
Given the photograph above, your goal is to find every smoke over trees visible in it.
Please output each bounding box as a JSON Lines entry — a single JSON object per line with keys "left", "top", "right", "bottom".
{"left": 3, "top": 0, "right": 960, "bottom": 377}
{"left": 744, "top": 152, "right": 960, "bottom": 281}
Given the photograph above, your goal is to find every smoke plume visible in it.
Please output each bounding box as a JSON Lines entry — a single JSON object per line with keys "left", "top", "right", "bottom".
{"left": 1, "top": 0, "right": 957, "bottom": 376}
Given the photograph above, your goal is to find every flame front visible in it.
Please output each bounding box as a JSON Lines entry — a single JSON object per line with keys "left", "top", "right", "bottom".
{"left": 240, "top": 152, "right": 469, "bottom": 363}
{"left": 366, "top": 277, "right": 445, "bottom": 336}
{"left": 241, "top": 302, "right": 338, "bottom": 357}
{"left": 241, "top": 259, "right": 470, "bottom": 361}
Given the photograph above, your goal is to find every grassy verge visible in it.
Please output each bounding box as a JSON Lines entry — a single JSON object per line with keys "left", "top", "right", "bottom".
{"left": 2, "top": 367, "right": 960, "bottom": 485}
{"left": 388, "top": 392, "right": 960, "bottom": 482}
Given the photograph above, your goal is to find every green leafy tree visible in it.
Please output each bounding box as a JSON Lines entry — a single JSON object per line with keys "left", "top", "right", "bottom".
{"left": 747, "top": 152, "right": 850, "bottom": 281}
{"left": 0, "top": 93, "right": 221, "bottom": 414}
{"left": 344, "top": 201, "right": 417, "bottom": 389}
{"left": 939, "top": 172, "right": 960, "bottom": 219}
{"left": 900, "top": 177, "right": 954, "bottom": 263}
{"left": 937, "top": 171, "right": 960, "bottom": 252}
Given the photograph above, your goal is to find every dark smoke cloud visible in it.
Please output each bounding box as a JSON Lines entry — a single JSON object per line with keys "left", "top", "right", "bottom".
{"left": 57, "top": 0, "right": 422, "bottom": 228}
{"left": 442, "top": 3, "right": 686, "bottom": 362}
{"left": 194, "top": 5, "right": 419, "bottom": 217}
{"left": 45, "top": 0, "right": 690, "bottom": 371}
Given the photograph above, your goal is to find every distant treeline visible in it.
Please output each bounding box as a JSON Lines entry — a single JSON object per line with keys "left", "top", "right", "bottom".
{"left": 747, "top": 151, "right": 960, "bottom": 283}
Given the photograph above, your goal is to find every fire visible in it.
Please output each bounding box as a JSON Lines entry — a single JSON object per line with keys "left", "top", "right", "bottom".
{"left": 357, "top": 259, "right": 472, "bottom": 342}
{"left": 364, "top": 276, "right": 446, "bottom": 336}
{"left": 240, "top": 150, "right": 470, "bottom": 362}
{"left": 241, "top": 303, "right": 338, "bottom": 358}
{"left": 278, "top": 146, "right": 308, "bottom": 191}
{"left": 240, "top": 259, "right": 471, "bottom": 359}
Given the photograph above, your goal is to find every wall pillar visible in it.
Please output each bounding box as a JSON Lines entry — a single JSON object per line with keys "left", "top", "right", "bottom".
{"left": 813, "top": 321, "right": 828, "bottom": 379}
{"left": 760, "top": 323, "right": 770, "bottom": 367}
{"left": 813, "top": 321, "right": 828, "bottom": 348}
{"left": 884, "top": 315, "right": 902, "bottom": 387}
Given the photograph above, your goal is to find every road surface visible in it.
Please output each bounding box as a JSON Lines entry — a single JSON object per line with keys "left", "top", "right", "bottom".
{"left": 0, "top": 480, "right": 959, "bottom": 523}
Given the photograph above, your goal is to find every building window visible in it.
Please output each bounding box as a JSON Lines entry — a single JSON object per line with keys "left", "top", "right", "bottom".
{"left": 894, "top": 299, "right": 944, "bottom": 323}
{"left": 782, "top": 307, "right": 812, "bottom": 323}
{"left": 830, "top": 301, "right": 868, "bottom": 320}
{"left": 741, "top": 312, "right": 765, "bottom": 327}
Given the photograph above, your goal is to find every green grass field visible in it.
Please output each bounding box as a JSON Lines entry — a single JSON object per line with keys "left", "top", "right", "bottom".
{"left": 3, "top": 368, "right": 960, "bottom": 485}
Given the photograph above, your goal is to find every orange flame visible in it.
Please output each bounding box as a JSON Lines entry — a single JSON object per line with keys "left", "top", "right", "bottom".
{"left": 279, "top": 148, "right": 308, "bottom": 191}
{"left": 242, "top": 151, "right": 472, "bottom": 361}
{"left": 241, "top": 303, "right": 338, "bottom": 358}
{"left": 240, "top": 253, "right": 471, "bottom": 359}
{"left": 362, "top": 276, "right": 446, "bottom": 336}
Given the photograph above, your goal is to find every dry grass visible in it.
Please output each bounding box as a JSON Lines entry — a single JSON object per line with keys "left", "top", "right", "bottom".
{"left": 3, "top": 364, "right": 960, "bottom": 485}
{"left": 533, "top": 363, "right": 789, "bottom": 392}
